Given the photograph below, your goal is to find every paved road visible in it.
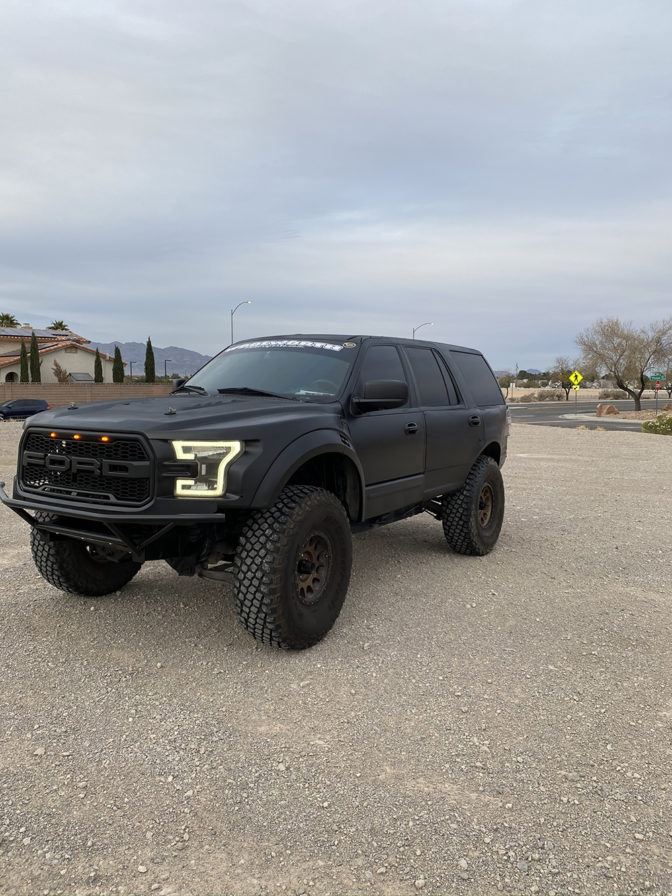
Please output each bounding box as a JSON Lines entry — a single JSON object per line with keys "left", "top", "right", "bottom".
{"left": 508, "top": 398, "right": 669, "bottom": 430}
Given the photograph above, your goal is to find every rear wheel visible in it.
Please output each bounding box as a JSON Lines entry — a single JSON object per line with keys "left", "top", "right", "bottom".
{"left": 441, "top": 456, "right": 504, "bottom": 555}
{"left": 234, "top": 486, "right": 352, "bottom": 649}
{"left": 31, "top": 517, "right": 142, "bottom": 596}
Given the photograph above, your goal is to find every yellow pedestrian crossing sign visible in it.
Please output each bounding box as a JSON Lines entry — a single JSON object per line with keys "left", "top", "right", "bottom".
{"left": 569, "top": 370, "right": 583, "bottom": 385}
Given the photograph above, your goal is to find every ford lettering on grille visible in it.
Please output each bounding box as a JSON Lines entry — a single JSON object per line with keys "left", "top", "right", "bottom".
{"left": 20, "top": 432, "right": 153, "bottom": 505}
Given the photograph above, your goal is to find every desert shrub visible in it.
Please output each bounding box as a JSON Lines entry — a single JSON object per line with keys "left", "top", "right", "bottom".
{"left": 642, "top": 414, "right": 672, "bottom": 435}
{"left": 599, "top": 389, "right": 628, "bottom": 400}
{"left": 535, "top": 389, "right": 564, "bottom": 401}
{"left": 52, "top": 360, "right": 69, "bottom": 383}
{"left": 515, "top": 392, "right": 535, "bottom": 402}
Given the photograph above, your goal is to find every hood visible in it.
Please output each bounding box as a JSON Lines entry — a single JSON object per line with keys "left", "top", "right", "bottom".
{"left": 26, "top": 393, "right": 342, "bottom": 439}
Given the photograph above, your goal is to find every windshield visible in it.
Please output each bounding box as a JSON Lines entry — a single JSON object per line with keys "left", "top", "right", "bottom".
{"left": 186, "top": 339, "right": 359, "bottom": 400}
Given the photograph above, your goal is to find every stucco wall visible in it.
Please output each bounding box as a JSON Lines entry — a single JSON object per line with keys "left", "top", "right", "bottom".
{"left": 0, "top": 383, "right": 173, "bottom": 407}
{"left": 1, "top": 344, "right": 115, "bottom": 384}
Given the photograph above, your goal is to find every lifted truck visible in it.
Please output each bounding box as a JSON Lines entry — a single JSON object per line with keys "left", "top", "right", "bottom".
{"left": 1, "top": 334, "right": 509, "bottom": 649}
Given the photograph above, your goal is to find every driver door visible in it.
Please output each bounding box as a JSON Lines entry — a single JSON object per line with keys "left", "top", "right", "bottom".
{"left": 347, "top": 343, "right": 425, "bottom": 518}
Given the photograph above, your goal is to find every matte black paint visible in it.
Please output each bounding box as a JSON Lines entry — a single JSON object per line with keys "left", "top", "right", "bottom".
{"left": 1, "top": 334, "right": 508, "bottom": 558}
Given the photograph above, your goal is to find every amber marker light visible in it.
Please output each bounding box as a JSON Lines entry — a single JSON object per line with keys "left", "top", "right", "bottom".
{"left": 50, "top": 432, "right": 57, "bottom": 438}
{"left": 101, "top": 436, "right": 110, "bottom": 442}
{"left": 73, "top": 434, "right": 81, "bottom": 440}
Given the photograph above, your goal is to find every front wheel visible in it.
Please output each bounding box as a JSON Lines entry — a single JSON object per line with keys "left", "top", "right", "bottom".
{"left": 31, "top": 520, "right": 142, "bottom": 596}
{"left": 234, "top": 486, "right": 352, "bottom": 649}
{"left": 441, "top": 456, "right": 505, "bottom": 555}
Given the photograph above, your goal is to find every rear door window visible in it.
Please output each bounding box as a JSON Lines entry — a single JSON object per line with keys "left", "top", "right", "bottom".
{"left": 405, "top": 347, "right": 458, "bottom": 406}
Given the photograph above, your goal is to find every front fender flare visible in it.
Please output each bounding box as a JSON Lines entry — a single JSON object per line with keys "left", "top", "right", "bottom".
{"left": 251, "top": 429, "right": 365, "bottom": 517}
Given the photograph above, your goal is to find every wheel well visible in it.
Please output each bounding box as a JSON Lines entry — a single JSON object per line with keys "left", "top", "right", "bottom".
{"left": 286, "top": 453, "right": 362, "bottom": 522}
{"left": 482, "top": 442, "right": 501, "bottom": 465}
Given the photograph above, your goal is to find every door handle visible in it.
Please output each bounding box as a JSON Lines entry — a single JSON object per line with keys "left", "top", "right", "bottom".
{"left": 405, "top": 422, "right": 418, "bottom": 434}
{"left": 468, "top": 415, "right": 481, "bottom": 427}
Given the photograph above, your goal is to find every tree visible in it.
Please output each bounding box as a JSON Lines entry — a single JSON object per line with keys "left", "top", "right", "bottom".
{"left": 112, "top": 345, "right": 124, "bottom": 383}
{"left": 29, "top": 331, "right": 41, "bottom": 382}
{"left": 497, "top": 374, "right": 512, "bottom": 399}
{"left": 48, "top": 320, "right": 68, "bottom": 331}
{"left": 576, "top": 317, "right": 672, "bottom": 410}
{"left": 551, "top": 356, "right": 579, "bottom": 401}
{"left": 52, "top": 360, "right": 69, "bottom": 383}
{"left": 19, "top": 342, "right": 29, "bottom": 382}
{"left": 0, "top": 312, "right": 19, "bottom": 327}
{"left": 144, "top": 337, "right": 155, "bottom": 383}
{"left": 94, "top": 348, "right": 103, "bottom": 383}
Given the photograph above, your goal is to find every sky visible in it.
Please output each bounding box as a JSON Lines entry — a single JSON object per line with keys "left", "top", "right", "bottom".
{"left": 2, "top": 0, "right": 671, "bottom": 372}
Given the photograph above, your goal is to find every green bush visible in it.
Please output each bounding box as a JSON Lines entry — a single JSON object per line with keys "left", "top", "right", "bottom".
{"left": 642, "top": 414, "right": 672, "bottom": 435}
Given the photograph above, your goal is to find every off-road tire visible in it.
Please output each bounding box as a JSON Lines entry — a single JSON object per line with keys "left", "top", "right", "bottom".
{"left": 234, "top": 486, "right": 352, "bottom": 649}
{"left": 31, "top": 515, "right": 142, "bottom": 596}
{"left": 441, "top": 456, "right": 504, "bottom": 555}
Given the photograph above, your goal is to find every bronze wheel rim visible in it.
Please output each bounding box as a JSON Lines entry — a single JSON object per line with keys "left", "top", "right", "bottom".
{"left": 478, "top": 484, "right": 494, "bottom": 528}
{"left": 296, "top": 533, "right": 331, "bottom": 606}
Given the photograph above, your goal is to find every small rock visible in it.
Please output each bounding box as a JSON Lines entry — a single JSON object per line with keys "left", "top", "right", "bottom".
{"left": 414, "top": 880, "right": 426, "bottom": 890}
{"left": 138, "top": 865, "right": 148, "bottom": 873}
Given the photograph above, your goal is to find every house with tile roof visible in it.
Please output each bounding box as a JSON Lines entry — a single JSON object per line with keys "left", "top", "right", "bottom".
{"left": 0, "top": 327, "right": 117, "bottom": 383}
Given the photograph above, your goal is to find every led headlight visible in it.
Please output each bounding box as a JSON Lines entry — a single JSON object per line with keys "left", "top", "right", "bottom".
{"left": 172, "top": 440, "right": 243, "bottom": 497}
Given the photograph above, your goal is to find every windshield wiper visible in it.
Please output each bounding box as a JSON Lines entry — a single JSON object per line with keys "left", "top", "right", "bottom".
{"left": 217, "top": 386, "right": 295, "bottom": 401}
{"left": 172, "top": 384, "right": 208, "bottom": 395}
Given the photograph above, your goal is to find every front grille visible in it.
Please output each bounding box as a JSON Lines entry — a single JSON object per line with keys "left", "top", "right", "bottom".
{"left": 20, "top": 431, "right": 153, "bottom": 506}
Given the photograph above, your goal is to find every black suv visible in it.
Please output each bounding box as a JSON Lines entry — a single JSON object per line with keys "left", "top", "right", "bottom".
{"left": 1, "top": 335, "right": 509, "bottom": 649}
{"left": 0, "top": 398, "right": 50, "bottom": 420}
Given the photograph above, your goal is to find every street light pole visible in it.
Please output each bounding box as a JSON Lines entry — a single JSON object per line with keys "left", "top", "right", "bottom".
{"left": 164, "top": 359, "right": 172, "bottom": 378}
{"left": 129, "top": 361, "right": 133, "bottom": 380}
{"left": 412, "top": 321, "right": 434, "bottom": 339}
{"left": 230, "top": 300, "right": 252, "bottom": 345}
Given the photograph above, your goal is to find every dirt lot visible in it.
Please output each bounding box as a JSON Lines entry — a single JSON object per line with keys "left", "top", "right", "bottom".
{"left": 1, "top": 421, "right": 671, "bottom": 896}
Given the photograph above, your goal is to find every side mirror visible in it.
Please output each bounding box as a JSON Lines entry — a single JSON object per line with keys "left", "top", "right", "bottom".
{"left": 172, "top": 377, "right": 186, "bottom": 390}
{"left": 351, "top": 379, "right": 408, "bottom": 413}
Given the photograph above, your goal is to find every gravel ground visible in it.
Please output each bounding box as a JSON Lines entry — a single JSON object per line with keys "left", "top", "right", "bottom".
{"left": 1, "top": 420, "right": 671, "bottom": 896}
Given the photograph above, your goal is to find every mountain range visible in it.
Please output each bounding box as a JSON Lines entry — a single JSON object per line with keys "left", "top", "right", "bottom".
{"left": 93, "top": 341, "right": 212, "bottom": 377}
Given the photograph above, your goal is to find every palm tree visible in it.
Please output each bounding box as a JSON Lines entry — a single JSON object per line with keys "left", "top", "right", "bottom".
{"left": 0, "top": 313, "right": 19, "bottom": 327}
{"left": 48, "top": 320, "right": 68, "bottom": 331}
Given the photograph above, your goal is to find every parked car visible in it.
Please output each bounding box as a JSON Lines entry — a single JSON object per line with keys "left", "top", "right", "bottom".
{"left": 0, "top": 398, "right": 51, "bottom": 420}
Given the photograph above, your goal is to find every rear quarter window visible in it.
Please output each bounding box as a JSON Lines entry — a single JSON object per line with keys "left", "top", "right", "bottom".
{"left": 450, "top": 351, "right": 503, "bottom": 406}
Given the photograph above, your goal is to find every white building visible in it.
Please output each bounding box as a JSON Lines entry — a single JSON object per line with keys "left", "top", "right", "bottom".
{"left": 0, "top": 327, "right": 117, "bottom": 383}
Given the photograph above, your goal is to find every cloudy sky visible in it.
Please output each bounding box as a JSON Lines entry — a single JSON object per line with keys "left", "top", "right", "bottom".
{"left": 2, "top": 0, "right": 671, "bottom": 371}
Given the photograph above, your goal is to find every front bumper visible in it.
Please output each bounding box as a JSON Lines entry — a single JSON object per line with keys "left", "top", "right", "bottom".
{"left": 0, "top": 479, "right": 224, "bottom": 557}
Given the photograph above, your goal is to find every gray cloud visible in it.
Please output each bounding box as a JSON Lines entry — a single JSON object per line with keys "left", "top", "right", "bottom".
{"left": 2, "top": 0, "right": 671, "bottom": 370}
